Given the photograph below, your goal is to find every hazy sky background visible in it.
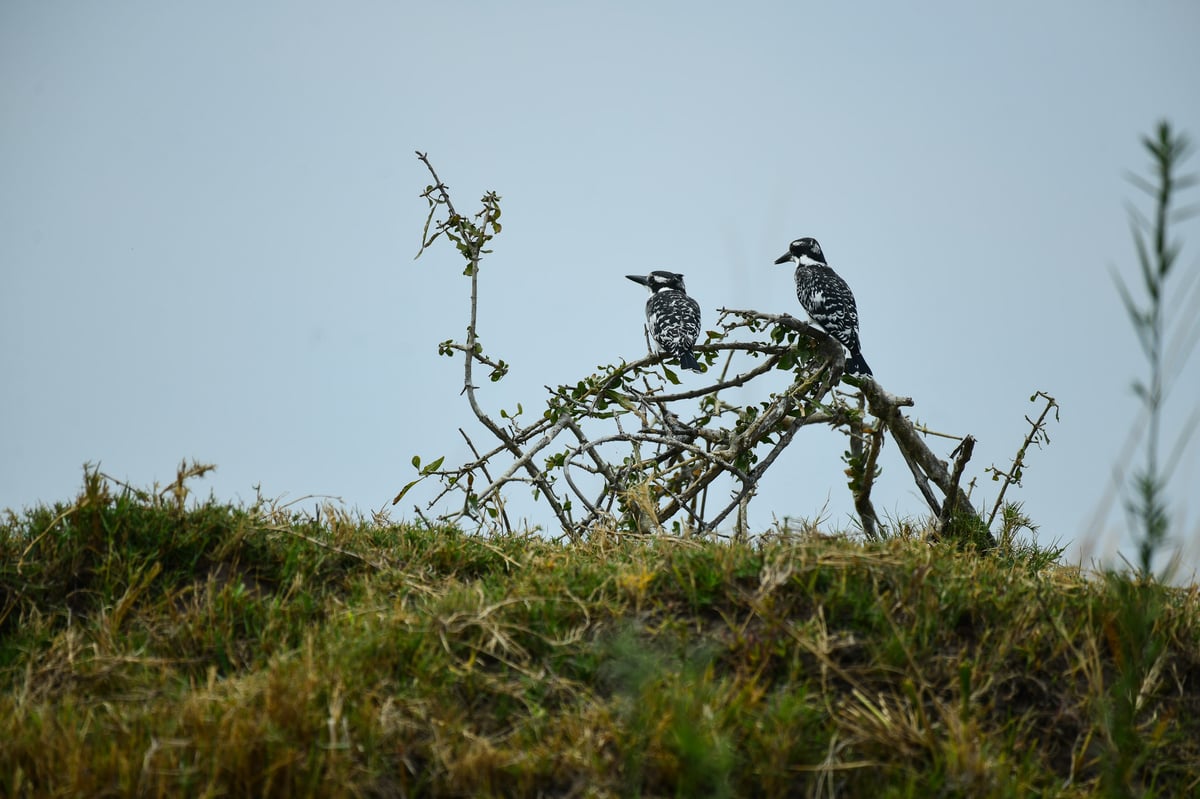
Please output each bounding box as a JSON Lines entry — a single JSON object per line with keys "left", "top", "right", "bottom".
{"left": 3, "top": 2, "right": 1199, "bottom": 574}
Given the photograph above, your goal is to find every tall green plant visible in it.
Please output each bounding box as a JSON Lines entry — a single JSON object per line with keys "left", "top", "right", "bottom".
{"left": 1114, "top": 121, "right": 1196, "bottom": 577}
{"left": 1097, "top": 121, "right": 1196, "bottom": 799}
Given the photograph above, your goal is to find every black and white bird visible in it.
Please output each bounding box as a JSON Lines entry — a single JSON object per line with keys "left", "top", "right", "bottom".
{"left": 626, "top": 271, "right": 703, "bottom": 372}
{"left": 774, "top": 237, "right": 872, "bottom": 377}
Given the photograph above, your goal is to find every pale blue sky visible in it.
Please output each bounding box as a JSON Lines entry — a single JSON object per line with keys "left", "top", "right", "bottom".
{"left": 3, "top": 2, "right": 1199, "bottom": 572}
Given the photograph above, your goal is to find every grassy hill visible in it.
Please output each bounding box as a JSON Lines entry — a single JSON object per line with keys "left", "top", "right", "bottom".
{"left": 2, "top": 468, "right": 1198, "bottom": 797}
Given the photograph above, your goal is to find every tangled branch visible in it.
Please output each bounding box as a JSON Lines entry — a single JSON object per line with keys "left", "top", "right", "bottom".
{"left": 397, "top": 154, "right": 997, "bottom": 547}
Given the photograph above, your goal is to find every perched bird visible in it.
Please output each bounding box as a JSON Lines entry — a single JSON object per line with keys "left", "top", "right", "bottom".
{"left": 774, "top": 237, "right": 872, "bottom": 376}
{"left": 626, "top": 271, "right": 703, "bottom": 372}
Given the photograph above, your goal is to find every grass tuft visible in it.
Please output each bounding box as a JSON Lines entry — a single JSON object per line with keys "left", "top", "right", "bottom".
{"left": 2, "top": 466, "right": 1199, "bottom": 796}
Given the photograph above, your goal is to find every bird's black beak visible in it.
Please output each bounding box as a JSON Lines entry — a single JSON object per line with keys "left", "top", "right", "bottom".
{"left": 626, "top": 274, "right": 649, "bottom": 286}
{"left": 773, "top": 253, "right": 793, "bottom": 265}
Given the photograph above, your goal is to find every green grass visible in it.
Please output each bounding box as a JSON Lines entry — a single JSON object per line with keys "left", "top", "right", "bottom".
{"left": 2, "top": 468, "right": 1199, "bottom": 797}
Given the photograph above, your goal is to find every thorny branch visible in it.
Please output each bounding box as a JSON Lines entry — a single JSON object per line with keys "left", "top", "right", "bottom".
{"left": 985, "top": 392, "right": 1059, "bottom": 529}
{"left": 413, "top": 152, "right": 569, "bottom": 530}
{"left": 399, "top": 154, "right": 1005, "bottom": 547}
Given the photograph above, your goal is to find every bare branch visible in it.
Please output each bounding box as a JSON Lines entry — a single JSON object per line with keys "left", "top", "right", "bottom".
{"left": 985, "top": 392, "right": 1059, "bottom": 530}
{"left": 938, "top": 435, "right": 976, "bottom": 531}
{"left": 458, "top": 427, "right": 513, "bottom": 534}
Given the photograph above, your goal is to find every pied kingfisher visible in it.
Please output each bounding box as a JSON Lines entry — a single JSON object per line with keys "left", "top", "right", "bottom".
{"left": 626, "top": 271, "right": 702, "bottom": 372}
{"left": 774, "top": 237, "right": 872, "bottom": 377}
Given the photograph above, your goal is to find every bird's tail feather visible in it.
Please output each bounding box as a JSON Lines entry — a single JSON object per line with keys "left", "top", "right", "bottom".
{"left": 678, "top": 350, "right": 703, "bottom": 372}
{"left": 847, "top": 351, "right": 872, "bottom": 377}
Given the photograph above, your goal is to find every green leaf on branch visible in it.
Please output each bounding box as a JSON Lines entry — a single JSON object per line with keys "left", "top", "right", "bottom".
{"left": 392, "top": 478, "right": 422, "bottom": 504}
